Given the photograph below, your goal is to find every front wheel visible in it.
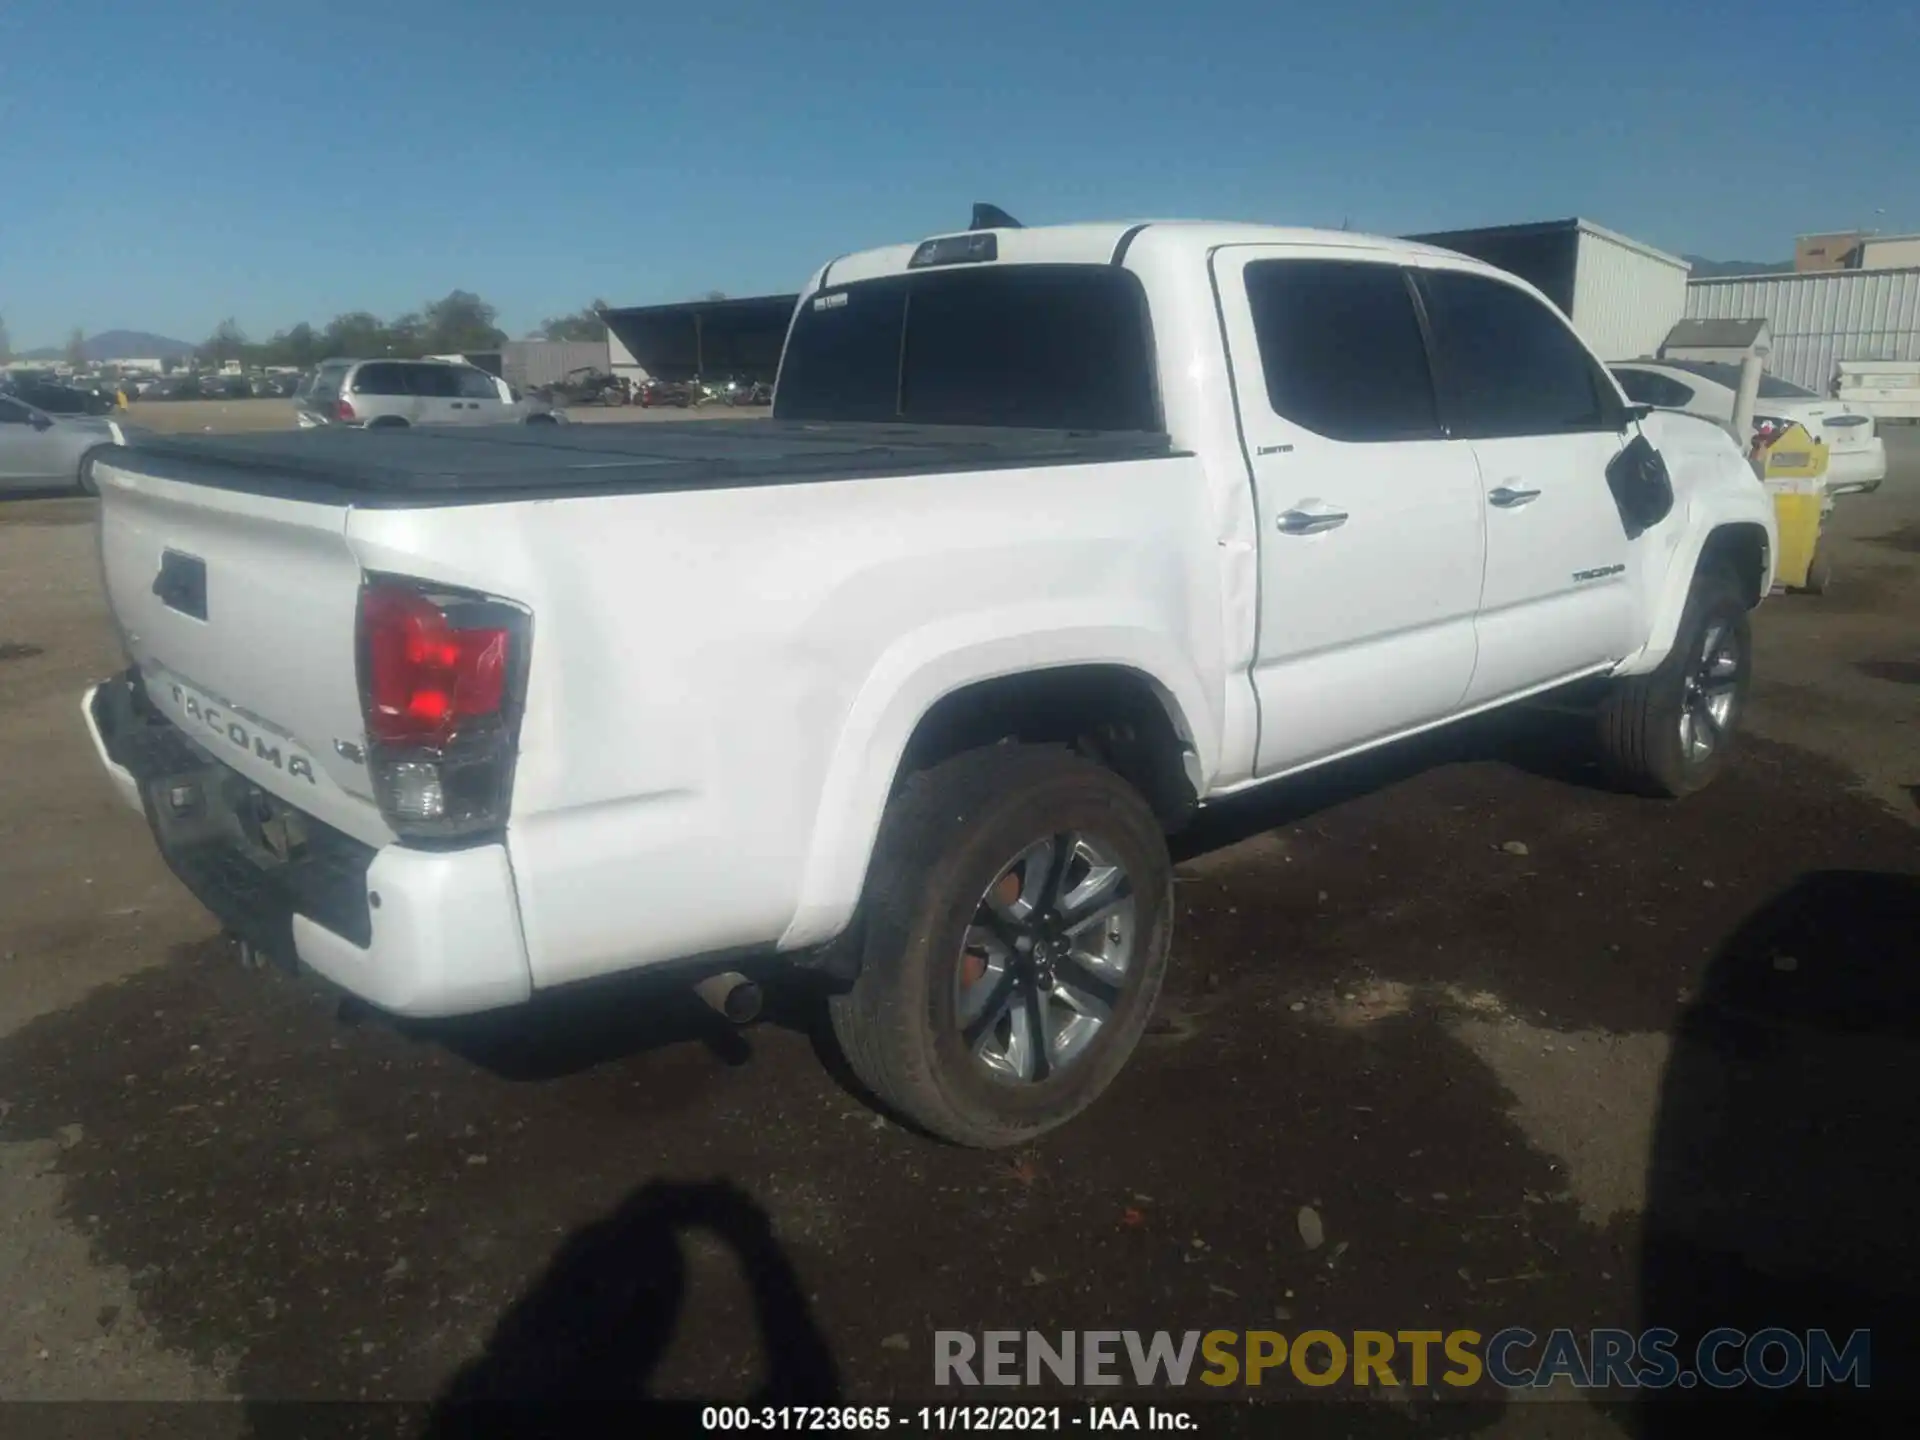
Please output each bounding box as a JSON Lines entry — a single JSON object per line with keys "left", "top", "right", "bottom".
{"left": 828, "top": 744, "right": 1174, "bottom": 1148}
{"left": 1595, "top": 566, "right": 1751, "bottom": 797}
{"left": 77, "top": 445, "right": 109, "bottom": 495}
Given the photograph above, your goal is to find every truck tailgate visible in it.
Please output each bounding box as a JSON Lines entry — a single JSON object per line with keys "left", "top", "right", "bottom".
{"left": 96, "top": 457, "right": 393, "bottom": 849}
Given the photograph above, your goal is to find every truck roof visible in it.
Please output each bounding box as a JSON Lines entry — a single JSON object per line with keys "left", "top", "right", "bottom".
{"left": 820, "top": 220, "right": 1472, "bottom": 287}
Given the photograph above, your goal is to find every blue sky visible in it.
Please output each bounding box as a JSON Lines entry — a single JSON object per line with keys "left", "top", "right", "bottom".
{"left": 3, "top": 0, "right": 1914, "bottom": 350}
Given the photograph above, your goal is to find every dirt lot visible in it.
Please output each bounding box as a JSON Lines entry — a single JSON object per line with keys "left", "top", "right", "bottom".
{"left": 0, "top": 428, "right": 1915, "bottom": 1434}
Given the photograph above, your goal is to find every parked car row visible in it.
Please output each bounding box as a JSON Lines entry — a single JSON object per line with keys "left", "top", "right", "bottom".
{"left": 0, "top": 372, "right": 117, "bottom": 416}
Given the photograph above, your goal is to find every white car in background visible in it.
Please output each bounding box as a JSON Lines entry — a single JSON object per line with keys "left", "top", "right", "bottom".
{"left": 1609, "top": 359, "right": 1886, "bottom": 495}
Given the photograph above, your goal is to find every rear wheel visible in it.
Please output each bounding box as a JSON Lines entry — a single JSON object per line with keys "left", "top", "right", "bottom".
{"left": 1596, "top": 566, "right": 1751, "bottom": 797}
{"left": 828, "top": 745, "right": 1174, "bottom": 1148}
{"left": 525, "top": 413, "right": 559, "bottom": 426}
{"left": 367, "top": 416, "right": 409, "bottom": 429}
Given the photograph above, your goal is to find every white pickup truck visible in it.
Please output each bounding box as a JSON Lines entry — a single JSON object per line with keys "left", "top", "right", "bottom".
{"left": 82, "top": 221, "right": 1776, "bottom": 1147}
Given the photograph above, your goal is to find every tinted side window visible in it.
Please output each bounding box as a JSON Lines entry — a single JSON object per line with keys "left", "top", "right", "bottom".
{"left": 408, "top": 366, "right": 461, "bottom": 398}
{"left": 0, "top": 398, "right": 29, "bottom": 424}
{"left": 1243, "top": 260, "right": 1440, "bottom": 442}
{"left": 352, "top": 363, "right": 408, "bottom": 396}
{"left": 456, "top": 368, "right": 500, "bottom": 400}
{"left": 1416, "top": 270, "right": 1617, "bottom": 438}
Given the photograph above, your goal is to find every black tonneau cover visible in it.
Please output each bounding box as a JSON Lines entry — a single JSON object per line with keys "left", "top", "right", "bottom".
{"left": 108, "top": 421, "right": 1180, "bottom": 507}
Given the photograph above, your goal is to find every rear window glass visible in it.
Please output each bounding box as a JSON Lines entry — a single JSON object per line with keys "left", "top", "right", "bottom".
{"left": 775, "top": 265, "right": 1160, "bottom": 431}
{"left": 1657, "top": 359, "right": 1818, "bottom": 399}
{"left": 309, "top": 364, "right": 350, "bottom": 403}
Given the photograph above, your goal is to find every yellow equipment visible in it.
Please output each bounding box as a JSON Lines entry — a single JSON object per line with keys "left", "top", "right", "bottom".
{"left": 1754, "top": 422, "right": 1831, "bottom": 594}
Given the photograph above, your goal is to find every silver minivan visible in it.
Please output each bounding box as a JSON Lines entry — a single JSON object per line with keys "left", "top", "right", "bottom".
{"left": 296, "top": 359, "right": 562, "bottom": 429}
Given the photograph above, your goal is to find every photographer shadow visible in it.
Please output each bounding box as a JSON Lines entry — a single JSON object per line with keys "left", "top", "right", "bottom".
{"left": 1636, "top": 868, "right": 1920, "bottom": 1435}
{"left": 422, "top": 1178, "right": 840, "bottom": 1437}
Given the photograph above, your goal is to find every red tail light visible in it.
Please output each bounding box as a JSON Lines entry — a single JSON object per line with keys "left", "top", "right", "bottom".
{"left": 356, "top": 579, "right": 530, "bottom": 841}
{"left": 361, "top": 586, "right": 508, "bottom": 746}
{"left": 336, "top": 398, "right": 357, "bottom": 422}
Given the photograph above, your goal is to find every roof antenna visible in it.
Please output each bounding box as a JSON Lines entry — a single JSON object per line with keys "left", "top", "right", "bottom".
{"left": 971, "top": 203, "right": 1022, "bottom": 230}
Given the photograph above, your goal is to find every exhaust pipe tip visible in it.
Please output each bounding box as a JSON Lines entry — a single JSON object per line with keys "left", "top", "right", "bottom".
{"left": 693, "top": 971, "right": 763, "bottom": 1025}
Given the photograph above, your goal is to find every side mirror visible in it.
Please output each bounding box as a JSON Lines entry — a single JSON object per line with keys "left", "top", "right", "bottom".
{"left": 31, "top": 411, "right": 53, "bottom": 431}
{"left": 1605, "top": 434, "right": 1674, "bottom": 539}
{"left": 1623, "top": 402, "right": 1655, "bottom": 424}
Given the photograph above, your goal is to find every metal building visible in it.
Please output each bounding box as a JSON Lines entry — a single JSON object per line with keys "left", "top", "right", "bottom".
{"left": 600, "top": 295, "right": 798, "bottom": 385}
{"left": 1683, "top": 267, "right": 1920, "bottom": 394}
{"left": 1406, "top": 218, "right": 1691, "bottom": 361}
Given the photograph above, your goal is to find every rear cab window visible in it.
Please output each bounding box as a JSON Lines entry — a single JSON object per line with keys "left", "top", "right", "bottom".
{"left": 774, "top": 265, "right": 1160, "bottom": 431}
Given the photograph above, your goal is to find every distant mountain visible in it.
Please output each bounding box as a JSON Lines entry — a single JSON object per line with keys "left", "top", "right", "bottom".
{"left": 18, "top": 330, "right": 196, "bottom": 362}
{"left": 1684, "top": 255, "right": 1792, "bottom": 279}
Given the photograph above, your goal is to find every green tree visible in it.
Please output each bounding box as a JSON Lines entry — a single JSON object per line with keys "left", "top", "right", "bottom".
{"left": 282, "top": 321, "right": 319, "bottom": 368}
{"left": 321, "top": 311, "right": 388, "bottom": 359}
{"left": 421, "top": 290, "right": 506, "bottom": 354}
{"left": 702, "top": 290, "right": 728, "bottom": 302}
{"left": 66, "top": 327, "right": 88, "bottom": 367}
{"left": 201, "top": 317, "right": 248, "bottom": 367}
{"left": 0, "top": 313, "right": 11, "bottom": 363}
{"left": 540, "top": 301, "right": 608, "bottom": 342}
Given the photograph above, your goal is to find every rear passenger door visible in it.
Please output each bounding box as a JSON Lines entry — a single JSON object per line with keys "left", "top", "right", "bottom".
{"left": 1214, "top": 249, "right": 1488, "bottom": 776}
{"left": 1411, "top": 265, "right": 1637, "bottom": 706}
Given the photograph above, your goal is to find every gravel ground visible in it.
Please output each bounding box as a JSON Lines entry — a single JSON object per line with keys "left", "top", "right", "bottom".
{"left": 0, "top": 427, "right": 1914, "bottom": 1436}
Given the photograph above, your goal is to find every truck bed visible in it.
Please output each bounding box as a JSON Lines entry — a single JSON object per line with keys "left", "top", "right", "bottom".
{"left": 108, "top": 420, "right": 1180, "bottom": 507}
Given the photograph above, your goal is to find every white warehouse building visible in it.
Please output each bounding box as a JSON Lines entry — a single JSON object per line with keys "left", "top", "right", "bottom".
{"left": 1407, "top": 217, "right": 1692, "bottom": 361}
{"left": 1683, "top": 266, "right": 1920, "bottom": 394}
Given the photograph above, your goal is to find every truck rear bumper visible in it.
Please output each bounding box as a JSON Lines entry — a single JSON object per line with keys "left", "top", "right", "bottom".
{"left": 83, "top": 671, "right": 533, "bottom": 1017}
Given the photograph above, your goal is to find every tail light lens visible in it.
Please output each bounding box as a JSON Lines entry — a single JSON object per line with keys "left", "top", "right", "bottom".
{"left": 356, "top": 578, "right": 531, "bottom": 842}
{"left": 336, "top": 398, "right": 357, "bottom": 422}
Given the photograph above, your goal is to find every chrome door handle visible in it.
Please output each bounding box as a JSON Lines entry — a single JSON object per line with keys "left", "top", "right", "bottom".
{"left": 1488, "top": 486, "right": 1542, "bottom": 508}
{"left": 1278, "top": 508, "right": 1349, "bottom": 535}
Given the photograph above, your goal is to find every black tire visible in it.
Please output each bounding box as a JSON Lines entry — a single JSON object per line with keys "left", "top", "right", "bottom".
{"left": 525, "top": 413, "right": 559, "bottom": 426}
{"left": 1596, "top": 566, "right": 1751, "bottom": 798}
{"left": 367, "top": 416, "right": 409, "bottom": 429}
{"left": 828, "top": 744, "right": 1174, "bottom": 1148}
{"left": 76, "top": 445, "right": 108, "bottom": 496}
